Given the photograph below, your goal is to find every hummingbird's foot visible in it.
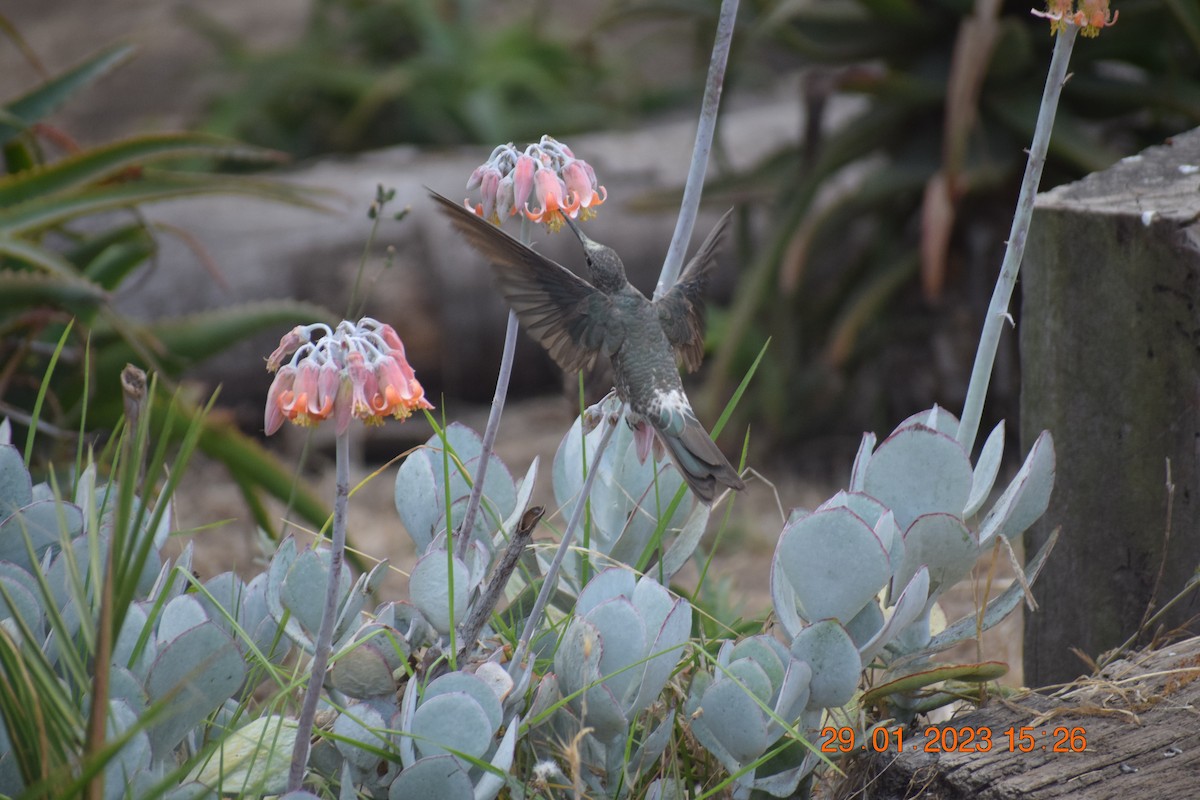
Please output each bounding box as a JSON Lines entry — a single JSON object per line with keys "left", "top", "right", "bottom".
{"left": 581, "top": 389, "right": 620, "bottom": 431}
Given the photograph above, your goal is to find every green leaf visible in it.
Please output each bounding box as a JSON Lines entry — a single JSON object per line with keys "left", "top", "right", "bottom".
{"left": 0, "top": 44, "right": 135, "bottom": 143}
{"left": 0, "top": 169, "right": 326, "bottom": 236}
{"left": 0, "top": 133, "right": 286, "bottom": 211}
{"left": 92, "top": 299, "right": 336, "bottom": 380}
{"left": 0, "top": 235, "right": 85, "bottom": 278}
{"left": 66, "top": 223, "right": 156, "bottom": 288}
{"left": 3, "top": 138, "right": 34, "bottom": 174}
{"left": 79, "top": 231, "right": 155, "bottom": 290}
{"left": 1165, "top": 0, "right": 1200, "bottom": 52}
{"left": 0, "top": 269, "right": 107, "bottom": 313}
{"left": 862, "top": 660, "right": 1008, "bottom": 706}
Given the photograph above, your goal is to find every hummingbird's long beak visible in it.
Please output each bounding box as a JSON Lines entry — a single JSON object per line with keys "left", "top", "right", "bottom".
{"left": 558, "top": 210, "right": 587, "bottom": 244}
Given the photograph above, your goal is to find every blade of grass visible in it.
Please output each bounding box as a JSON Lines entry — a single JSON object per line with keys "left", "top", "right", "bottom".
{"left": 22, "top": 318, "right": 73, "bottom": 465}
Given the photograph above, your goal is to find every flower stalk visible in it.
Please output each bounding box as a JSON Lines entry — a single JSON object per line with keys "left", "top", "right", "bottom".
{"left": 956, "top": 21, "right": 1078, "bottom": 454}
{"left": 264, "top": 318, "right": 429, "bottom": 789}
{"left": 454, "top": 309, "right": 518, "bottom": 559}
{"left": 287, "top": 429, "right": 349, "bottom": 791}
{"left": 654, "top": 0, "right": 739, "bottom": 298}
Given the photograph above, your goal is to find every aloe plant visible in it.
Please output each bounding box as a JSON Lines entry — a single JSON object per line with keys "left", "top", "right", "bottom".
{"left": 0, "top": 42, "right": 335, "bottom": 536}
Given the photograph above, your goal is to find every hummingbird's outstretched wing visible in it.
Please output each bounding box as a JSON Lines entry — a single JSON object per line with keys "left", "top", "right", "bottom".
{"left": 654, "top": 209, "right": 734, "bottom": 372}
{"left": 430, "top": 191, "right": 622, "bottom": 374}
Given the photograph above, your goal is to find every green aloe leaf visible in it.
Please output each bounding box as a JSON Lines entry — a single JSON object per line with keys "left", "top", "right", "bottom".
{"left": 765, "top": 5, "right": 935, "bottom": 62}
{"left": 984, "top": 94, "right": 1118, "bottom": 174}
{"left": 0, "top": 167, "right": 327, "bottom": 236}
{"left": 65, "top": 222, "right": 147, "bottom": 268}
{"left": 0, "top": 235, "right": 80, "bottom": 278}
{"left": 77, "top": 227, "right": 155, "bottom": 290}
{"left": 1165, "top": 0, "right": 1200, "bottom": 51}
{"left": 0, "top": 44, "right": 134, "bottom": 143}
{"left": 0, "top": 269, "right": 106, "bottom": 312}
{"left": 0, "top": 132, "right": 285, "bottom": 209}
{"left": 91, "top": 299, "right": 336, "bottom": 380}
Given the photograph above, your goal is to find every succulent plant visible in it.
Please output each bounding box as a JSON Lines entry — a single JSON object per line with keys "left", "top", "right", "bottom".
{"left": 264, "top": 535, "right": 391, "bottom": 655}
{"left": 685, "top": 635, "right": 819, "bottom": 798}
{"left": 0, "top": 439, "right": 266, "bottom": 797}
{"left": 552, "top": 399, "right": 711, "bottom": 587}
{"left": 395, "top": 422, "right": 520, "bottom": 554}
{"left": 328, "top": 602, "right": 429, "bottom": 700}
{"left": 188, "top": 715, "right": 298, "bottom": 795}
{"left": 553, "top": 567, "right": 691, "bottom": 740}
{"left": 0, "top": 423, "right": 437, "bottom": 798}
{"left": 769, "top": 406, "right": 1056, "bottom": 720}
{"left": 395, "top": 666, "right": 520, "bottom": 800}
{"left": 518, "top": 566, "right": 689, "bottom": 797}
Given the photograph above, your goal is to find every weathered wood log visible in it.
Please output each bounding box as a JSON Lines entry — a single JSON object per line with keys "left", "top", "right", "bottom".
{"left": 1019, "top": 128, "right": 1200, "bottom": 687}
{"left": 841, "top": 635, "right": 1200, "bottom": 800}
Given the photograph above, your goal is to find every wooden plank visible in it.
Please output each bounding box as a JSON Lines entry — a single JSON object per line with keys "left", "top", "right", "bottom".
{"left": 841, "top": 636, "right": 1200, "bottom": 799}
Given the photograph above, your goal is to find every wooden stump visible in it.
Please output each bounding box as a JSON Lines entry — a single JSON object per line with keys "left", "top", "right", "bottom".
{"left": 1019, "top": 128, "right": 1200, "bottom": 687}
{"left": 839, "top": 636, "right": 1200, "bottom": 799}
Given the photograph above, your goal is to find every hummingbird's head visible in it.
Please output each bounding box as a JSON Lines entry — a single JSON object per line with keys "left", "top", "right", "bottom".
{"left": 560, "top": 211, "right": 627, "bottom": 292}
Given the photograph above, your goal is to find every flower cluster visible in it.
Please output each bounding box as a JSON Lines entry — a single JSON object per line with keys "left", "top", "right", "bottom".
{"left": 464, "top": 135, "right": 606, "bottom": 232}
{"left": 264, "top": 318, "right": 432, "bottom": 435}
{"left": 1033, "top": 0, "right": 1117, "bottom": 37}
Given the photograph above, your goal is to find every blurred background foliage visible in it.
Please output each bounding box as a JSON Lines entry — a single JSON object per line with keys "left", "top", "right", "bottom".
{"left": 188, "top": 0, "right": 642, "bottom": 157}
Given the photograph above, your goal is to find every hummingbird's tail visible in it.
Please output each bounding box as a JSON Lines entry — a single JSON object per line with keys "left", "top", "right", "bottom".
{"left": 658, "top": 418, "right": 746, "bottom": 504}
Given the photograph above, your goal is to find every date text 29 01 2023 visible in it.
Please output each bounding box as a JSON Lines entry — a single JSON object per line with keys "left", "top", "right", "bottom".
{"left": 820, "top": 725, "right": 1089, "bottom": 754}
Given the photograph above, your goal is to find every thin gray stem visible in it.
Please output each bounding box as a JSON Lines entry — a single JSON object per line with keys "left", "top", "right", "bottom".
{"left": 511, "top": 412, "right": 620, "bottom": 671}
{"left": 288, "top": 430, "right": 350, "bottom": 791}
{"left": 957, "top": 24, "right": 1078, "bottom": 454}
{"left": 654, "top": 0, "right": 739, "bottom": 299}
{"left": 455, "top": 309, "right": 520, "bottom": 558}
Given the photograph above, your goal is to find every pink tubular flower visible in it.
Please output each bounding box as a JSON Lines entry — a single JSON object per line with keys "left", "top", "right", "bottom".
{"left": 347, "top": 351, "right": 382, "bottom": 425}
{"left": 276, "top": 360, "right": 334, "bottom": 428}
{"left": 378, "top": 322, "right": 405, "bottom": 354}
{"left": 562, "top": 159, "right": 607, "bottom": 217}
{"left": 524, "top": 167, "right": 579, "bottom": 231}
{"left": 459, "top": 136, "right": 604, "bottom": 232}
{"left": 263, "top": 319, "right": 432, "bottom": 435}
{"left": 479, "top": 166, "right": 502, "bottom": 223}
{"left": 513, "top": 153, "right": 536, "bottom": 212}
{"left": 1077, "top": 0, "right": 1117, "bottom": 36}
{"left": 266, "top": 326, "right": 309, "bottom": 372}
{"left": 495, "top": 173, "right": 517, "bottom": 220}
{"left": 265, "top": 364, "right": 297, "bottom": 435}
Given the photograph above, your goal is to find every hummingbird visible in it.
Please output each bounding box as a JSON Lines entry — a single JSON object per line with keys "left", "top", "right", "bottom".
{"left": 430, "top": 191, "right": 745, "bottom": 504}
